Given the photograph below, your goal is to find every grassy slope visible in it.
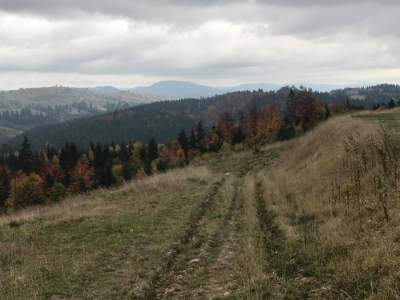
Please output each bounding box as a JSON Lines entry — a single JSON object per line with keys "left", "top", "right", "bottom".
{"left": 258, "top": 114, "right": 400, "bottom": 299}
{"left": 0, "top": 167, "right": 217, "bottom": 299}
{"left": 2, "top": 112, "right": 400, "bottom": 300}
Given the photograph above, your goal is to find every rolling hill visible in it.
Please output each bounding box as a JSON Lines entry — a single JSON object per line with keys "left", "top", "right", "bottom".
{"left": 0, "top": 86, "right": 157, "bottom": 108}
{"left": 0, "top": 86, "right": 160, "bottom": 142}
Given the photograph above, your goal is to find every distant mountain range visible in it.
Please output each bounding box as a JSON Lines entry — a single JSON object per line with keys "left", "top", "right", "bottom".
{"left": 130, "top": 81, "right": 281, "bottom": 99}
{"left": 129, "top": 80, "right": 351, "bottom": 99}
{"left": 130, "top": 81, "right": 224, "bottom": 99}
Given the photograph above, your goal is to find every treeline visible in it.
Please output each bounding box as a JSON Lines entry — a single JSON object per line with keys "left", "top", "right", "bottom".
{"left": 0, "top": 89, "right": 330, "bottom": 212}
{"left": 0, "top": 102, "right": 102, "bottom": 129}
{"left": 345, "top": 98, "right": 400, "bottom": 111}
{"left": 332, "top": 84, "right": 400, "bottom": 110}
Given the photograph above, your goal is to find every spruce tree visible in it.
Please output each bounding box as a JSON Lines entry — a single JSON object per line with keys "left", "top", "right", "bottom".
{"left": 178, "top": 130, "right": 189, "bottom": 155}
{"left": 196, "top": 121, "right": 206, "bottom": 152}
{"left": 189, "top": 128, "right": 197, "bottom": 149}
{"left": 0, "top": 167, "right": 10, "bottom": 209}
{"left": 388, "top": 99, "right": 396, "bottom": 109}
{"left": 232, "top": 127, "right": 244, "bottom": 145}
{"left": 178, "top": 130, "right": 189, "bottom": 163}
{"left": 148, "top": 138, "right": 158, "bottom": 162}
{"left": 19, "top": 136, "right": 33, "bottom": 173}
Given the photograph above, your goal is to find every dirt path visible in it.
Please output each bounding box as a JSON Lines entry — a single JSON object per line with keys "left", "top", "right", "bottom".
{"left": 147, "top": 175, "right": 242, "bottom": 300}
{"left": 138, "top": 151, "right": 280, "bottom": 300}
{"left": 139, "top": 177, "right": 226, "bottom": 299}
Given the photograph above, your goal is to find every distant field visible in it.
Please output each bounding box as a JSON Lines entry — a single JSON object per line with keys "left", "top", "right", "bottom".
{"left": 0, "top": 126, "right": 22, "bottom": 141}
{"left": 355, "top": 109, "right": 400, "bottom": 140}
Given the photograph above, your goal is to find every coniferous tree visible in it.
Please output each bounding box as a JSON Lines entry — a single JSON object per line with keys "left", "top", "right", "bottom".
{"left": 19, "top": 136, "right": 33, "bottom": 173}
{"left": 103, "top": 164, "right": 116, "bottom": 187}
{"left": 119, "top": 142, "right": 130, "bottom": 163}
{"left": 148, "top": 138, "right": 159, "bottom": 162}
{"left": 0, "top": 167, "right": 10, "bottom": 209}
{"left": 232, "top": 127, "right": 244, "bottom": 145}
{"left": 178, "top": 130, "right": 189, "bottom": 162}
{"left": 196, "top": 121, "right": 206, "bottom": 152}
{"left": 388, "top": 99, "right": 396, "bottom": 109}
{"left": 189, "top": 129, "right": 197, "bottom": 149}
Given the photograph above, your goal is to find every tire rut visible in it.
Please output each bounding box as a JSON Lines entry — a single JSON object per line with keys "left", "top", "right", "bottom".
{"left": 139, "top": 177, "right": 226, "bottom": 300}
{"left": 141, "top": 151, "right": 278, "bottom": 299}
{"left": 156, "top": 177, "right": 242, "bottom": 299}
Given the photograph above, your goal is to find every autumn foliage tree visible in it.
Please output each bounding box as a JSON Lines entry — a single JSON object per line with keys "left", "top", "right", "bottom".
{"left": 69, "top": 155, "right": 93, "bottom": 193}
{"left": 7, "top": 173, "right": 46, "bottom": 209}
{"left": 0, "top": 167, "right": 10, "bottom": 209}
{"left": 284, "top": 89, "right": 328, "bottom": 135}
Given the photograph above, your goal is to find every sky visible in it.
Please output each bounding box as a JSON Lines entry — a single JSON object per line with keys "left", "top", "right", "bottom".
{"left": 0, "top": 0, "right": 399, "bottom": 90}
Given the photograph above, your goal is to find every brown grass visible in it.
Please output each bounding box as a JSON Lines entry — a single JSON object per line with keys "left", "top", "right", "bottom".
{"left": 260, "top": 114, "right": 400, "bottom": 299}
{"left": 0, "top": 165, "right": 215, "bottom": 299}
{"left": 0, "top": 166, "right": 211, "bottom": 227}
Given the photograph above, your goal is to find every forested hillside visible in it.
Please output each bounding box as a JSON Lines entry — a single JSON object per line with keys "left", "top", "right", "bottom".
{"left": 6, "top": 84, "right": 400, "bottom": 150}
{"left": 6, "top": 88, "right": 341, "bottom": 150}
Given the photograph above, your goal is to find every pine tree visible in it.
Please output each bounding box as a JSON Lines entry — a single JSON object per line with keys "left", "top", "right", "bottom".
{"left": 118, "top": 142, "right": 130, "bottom": 163}
{"left": 189, "top": 128, "right": 197, "bottom": 149}
{"left": 196, "top": 121, "right": 206, "bottom": 152}
{"left": 0, "top": 167, "right": 10, "bottom": 209}
{"left": 388, "top": 99, "right": 396, "bottom": 109}
{"left": 178, "top": 130, "right": 189, "bottom": 160}
{"left": 148, "top": 138, "right": 159, "bottom": 162}
{"left": 232, "top": 127, "right": 244, "bottom": 145}
{"left": 19, "top": 136, "right": 33, "bottom": 174}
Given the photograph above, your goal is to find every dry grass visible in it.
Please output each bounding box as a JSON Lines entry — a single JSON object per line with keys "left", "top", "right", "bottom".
{"left": 0, "top": 166, "right": 211, "bottom": 227}
{"left": 0, "top": 165, "right": 215, "bottom": 299}
{"left": 260, "top": 114, "right": 400, "bottom": 299}
{"left": 234, "top": 174, "right": 275, "bottom": 299}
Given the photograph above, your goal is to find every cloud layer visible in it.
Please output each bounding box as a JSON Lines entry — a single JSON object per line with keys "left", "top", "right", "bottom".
{"left": 0, "top": 1, "right": 399, "bottom": 89}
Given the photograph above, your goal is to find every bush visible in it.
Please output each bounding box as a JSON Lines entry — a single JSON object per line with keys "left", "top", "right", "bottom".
{"left": 6, "top": 173, "right": 46, "bottom": 209}
{"left": 49, "top": 183, "right": 66, "bottom": 202}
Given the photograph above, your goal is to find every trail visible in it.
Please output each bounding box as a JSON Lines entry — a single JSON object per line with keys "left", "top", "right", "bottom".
{"left": 153, "top": 175, "right": 242, "bottom": 299}
{"left": 139, "top": 151, "right": 279, "bottom": 300}
{"left": 140, "top": 177, "right": 226, "bottom": 299}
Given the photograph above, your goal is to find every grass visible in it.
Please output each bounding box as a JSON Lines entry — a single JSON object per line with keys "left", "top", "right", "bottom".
{"left": 259, "top": 114, "right": 400, "bottom": 299}
{"left": 0, "top": 166, "right": 216, "bottom": 299}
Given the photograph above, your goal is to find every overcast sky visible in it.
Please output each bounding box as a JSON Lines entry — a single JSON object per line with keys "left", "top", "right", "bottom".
{"left": 0, "top": 0, "right": 399, "bottom": 89}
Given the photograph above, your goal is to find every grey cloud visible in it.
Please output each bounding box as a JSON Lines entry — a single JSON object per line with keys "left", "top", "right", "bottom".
{"left": 1, "top": 1, "right": 399, "bottom": 38}
{"left": 0, "top": 1, "right": 399, "bottom": 89}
